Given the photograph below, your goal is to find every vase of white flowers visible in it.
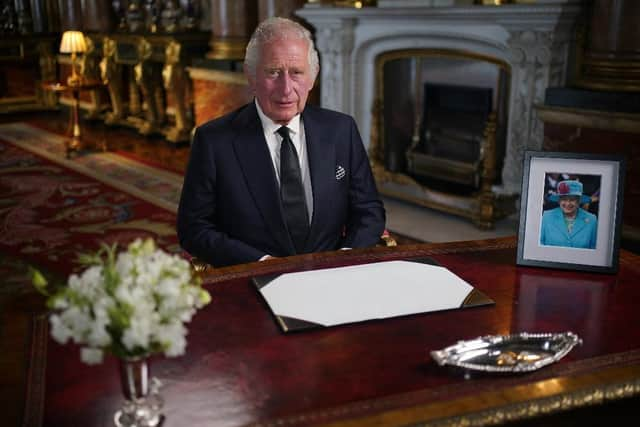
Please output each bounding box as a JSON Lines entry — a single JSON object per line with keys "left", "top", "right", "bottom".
{"left": 32, "top": 238, "right": 211, "bottom": 427}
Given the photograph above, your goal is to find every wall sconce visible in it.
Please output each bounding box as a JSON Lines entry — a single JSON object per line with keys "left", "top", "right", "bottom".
{"left": 59, "top": 30, "right": 87, "bottom": 86}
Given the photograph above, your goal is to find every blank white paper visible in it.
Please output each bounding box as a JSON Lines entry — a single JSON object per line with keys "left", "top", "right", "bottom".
{"left": 259, "top": 260, "right": 475, "bottom": 327}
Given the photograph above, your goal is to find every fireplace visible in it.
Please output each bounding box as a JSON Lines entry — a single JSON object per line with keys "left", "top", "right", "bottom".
{"left": 297, "top": 1, "right": 583, "bottom": 228}
{"left": 380, "top": 51, "right": 508, "bottom": 187}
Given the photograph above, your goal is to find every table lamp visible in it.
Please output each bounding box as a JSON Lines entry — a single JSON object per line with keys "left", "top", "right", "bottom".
{"left": 59, "top": 30, "right": 87, "bottom": 86}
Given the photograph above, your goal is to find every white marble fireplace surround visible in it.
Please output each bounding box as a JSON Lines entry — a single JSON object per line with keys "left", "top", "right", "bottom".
{"left": 297, "top": 1, "right": 582, "bottom": 195}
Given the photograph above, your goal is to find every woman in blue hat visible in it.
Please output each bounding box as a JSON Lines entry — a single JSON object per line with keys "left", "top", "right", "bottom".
{"left": 540, "top": 180, "right": 598, "bottom": 249}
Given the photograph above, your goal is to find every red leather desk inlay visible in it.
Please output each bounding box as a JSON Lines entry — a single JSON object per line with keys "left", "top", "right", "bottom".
{"left": 34, "top": 237, "right": 640, "bottom": 426}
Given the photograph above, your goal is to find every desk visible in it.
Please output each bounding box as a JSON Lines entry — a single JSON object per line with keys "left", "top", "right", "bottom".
{"left": 24, "top": 238, "right": 640, "bottom": 425}
{"left": 41, "top": 80, "right": 105, "bottom": 157}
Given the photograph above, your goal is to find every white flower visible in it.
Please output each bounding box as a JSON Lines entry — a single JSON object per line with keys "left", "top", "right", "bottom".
{"left": 156, "top": 277, "right": 181, "bottom": 298}
{"left": 49, "top": 314, "right": 72, "bottom": 344}
{"left": 155, "top": 321, "right": 187, "bottom": 357}
{"left": 87, "top": 308, "right": 112, "bottom": 347}
{"left": 60, "top": 306, "right": 92, "bottom": 344}
{"left": 81, "top": 347, "right": 104, "bottom": 365}
{"left": 122, "top": 311, "right": 154, "bottom": 351}
{"left": 67, "top": 273, "right": 82, "bottom": 291}
{"left": 41, "top": 238, "right": 210, "bottom": 365}
{"left": 79, "top": 265, "right": 102, "bottom": 289}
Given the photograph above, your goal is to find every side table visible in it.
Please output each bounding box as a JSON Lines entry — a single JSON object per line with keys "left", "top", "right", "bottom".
{"left": 42, "top": 80, "right": 106, "bottom": 157}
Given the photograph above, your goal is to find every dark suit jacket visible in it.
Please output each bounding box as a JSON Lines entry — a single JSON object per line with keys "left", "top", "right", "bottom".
{"left": 177, "top": 102, "right": 385, "bottom": 267}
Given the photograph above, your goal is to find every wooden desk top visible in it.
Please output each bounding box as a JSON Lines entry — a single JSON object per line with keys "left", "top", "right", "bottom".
{"left": 30, "top": 237, "right": 640, "bottom": 426}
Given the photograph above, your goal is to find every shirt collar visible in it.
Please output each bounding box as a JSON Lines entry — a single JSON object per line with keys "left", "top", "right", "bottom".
{"left": 254, "top": 99, "right": 301, "bottom": 138}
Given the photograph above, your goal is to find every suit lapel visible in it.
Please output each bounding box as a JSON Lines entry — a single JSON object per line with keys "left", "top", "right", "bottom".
{"left": 231, "top": 104, "right": 293, "bottom": 253}
{"left": 303, "top": 108, "right": 336, "bottom": 250}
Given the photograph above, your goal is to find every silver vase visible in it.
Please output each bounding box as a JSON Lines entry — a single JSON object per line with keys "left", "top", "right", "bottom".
{"left": 114, "top": 357, "right": 164, "bottom": 427}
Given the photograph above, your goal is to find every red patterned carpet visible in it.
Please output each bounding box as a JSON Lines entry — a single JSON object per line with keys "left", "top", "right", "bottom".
{"left": 0, "top": 124, "right": 182, "bottom": 277}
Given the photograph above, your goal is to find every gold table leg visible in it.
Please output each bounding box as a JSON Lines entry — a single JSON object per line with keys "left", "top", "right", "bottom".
{"left": 67, "top": 88, "right": 81, "bottom": 158}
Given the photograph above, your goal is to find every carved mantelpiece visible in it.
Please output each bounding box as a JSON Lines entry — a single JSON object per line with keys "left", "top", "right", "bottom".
{"left": 297, "top": 2, "right": 583, "bottom": 199}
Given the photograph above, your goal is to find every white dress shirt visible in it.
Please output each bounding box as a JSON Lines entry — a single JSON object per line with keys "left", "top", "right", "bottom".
{"left": 255, "top": 100, "right": 314, "bottom": 223}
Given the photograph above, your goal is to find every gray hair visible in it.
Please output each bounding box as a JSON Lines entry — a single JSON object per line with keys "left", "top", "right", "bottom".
{"left": 244, "top": 17, "right": 320, "bottom": 81}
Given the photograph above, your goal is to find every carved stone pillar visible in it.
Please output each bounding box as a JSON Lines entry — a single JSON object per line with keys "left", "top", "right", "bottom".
{"left": 207, "top": 0, "right": 258, "bottom": 60}
{"left": 258, "top": 0, "right": 306, "bottom": 21}
{"left": 576, "top": 0, "right": 640, "bottom": 92}
{"left": 501, "top": 29, "right": 571, "bottom": 194}
{"left": 314, "top": 19, "right": 354, "bottom": 112}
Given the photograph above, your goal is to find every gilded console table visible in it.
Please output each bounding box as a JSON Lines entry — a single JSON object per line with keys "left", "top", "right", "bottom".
{"left": 91, "top": 32, "right": 208, "bottom": 143}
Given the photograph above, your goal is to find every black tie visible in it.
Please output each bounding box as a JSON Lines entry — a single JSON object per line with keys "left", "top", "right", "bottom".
{"left": 277, "top": 126, "right": 309, "bottom": 253}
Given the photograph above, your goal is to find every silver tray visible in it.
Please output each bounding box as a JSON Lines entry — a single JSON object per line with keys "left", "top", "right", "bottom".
{"left": 431, "top": 332, "right": 582, "bottom": 373}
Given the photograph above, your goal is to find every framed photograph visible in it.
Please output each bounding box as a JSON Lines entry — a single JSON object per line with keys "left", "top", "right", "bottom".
{"left": 517, "top": 151, "right": 626, "bottom": 273}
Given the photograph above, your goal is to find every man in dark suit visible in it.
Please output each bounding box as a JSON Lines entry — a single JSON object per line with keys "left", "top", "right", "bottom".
{"left": 177, "top": 17, "right": 385, "bottom": 267}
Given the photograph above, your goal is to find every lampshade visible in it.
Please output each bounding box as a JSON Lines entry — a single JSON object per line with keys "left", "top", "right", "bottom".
{"left": 59, "top": 31, "right": 87, "bottom": 54}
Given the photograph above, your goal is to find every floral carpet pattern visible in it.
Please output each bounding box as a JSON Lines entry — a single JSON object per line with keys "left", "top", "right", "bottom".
{"left": 0, "top": 122, "right": 183, "bottom": 210}
{"left": 0, "top": 123, "right": 183, "bottom": 277}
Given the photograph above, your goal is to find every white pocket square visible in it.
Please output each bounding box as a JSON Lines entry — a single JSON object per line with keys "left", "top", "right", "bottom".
{"left": 336, "top": 165, "right": 346, "bottom": 180}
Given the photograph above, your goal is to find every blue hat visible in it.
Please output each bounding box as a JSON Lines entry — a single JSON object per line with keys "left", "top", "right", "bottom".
{"left": 548, "top": 180, "right": 591, "bottom": 204}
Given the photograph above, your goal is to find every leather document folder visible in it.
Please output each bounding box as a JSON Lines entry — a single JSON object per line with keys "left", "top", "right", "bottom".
{"left": 252, "top": 258, "right": 494, "bottom": 332}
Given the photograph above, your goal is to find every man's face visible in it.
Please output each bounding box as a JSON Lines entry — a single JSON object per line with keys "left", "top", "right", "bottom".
{"left": 247, "top": 38, "right": 315, "bottom": 125}
{"left": 559, "top": 196, "right": 579, "bottom": 216}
